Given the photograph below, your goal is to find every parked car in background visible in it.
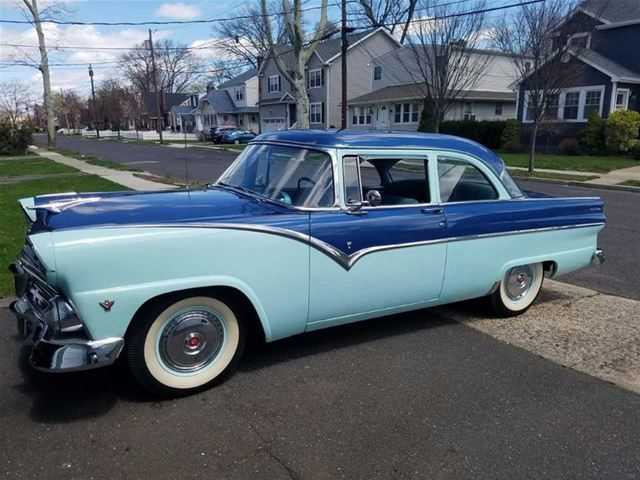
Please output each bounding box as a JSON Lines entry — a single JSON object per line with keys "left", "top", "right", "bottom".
{"left": 211, "top": 126, "right": 238, "bottom": 144}
{"left": 222, "top": 130, "right": 256, "bottom": 144}
{"left": 9, "top": 130, "right": 605, "bottom": 396}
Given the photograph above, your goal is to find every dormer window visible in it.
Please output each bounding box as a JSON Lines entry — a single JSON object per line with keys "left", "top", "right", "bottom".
{"left": 567, "top": 32, "right": 591, "bottom": 49}
{"left": 235, "top": 86, "right": 244, "bottom": 101}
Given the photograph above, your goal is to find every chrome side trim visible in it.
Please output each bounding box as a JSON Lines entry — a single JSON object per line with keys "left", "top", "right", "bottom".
{"left": 28, "top": 196, "right": 102, "bottom": 214}
{"left": 95, "top": 221, "right": 605, "bottom": 271}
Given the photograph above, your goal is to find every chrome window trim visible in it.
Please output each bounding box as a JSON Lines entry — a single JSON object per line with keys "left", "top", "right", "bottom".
{"left": 97, "top": 222, "right": 605, "bottom": 272}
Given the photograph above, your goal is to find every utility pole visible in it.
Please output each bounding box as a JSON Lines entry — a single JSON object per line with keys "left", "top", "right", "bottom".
{"left": 147, "top": 29, "right": 163, "bottom": 144}
{"left": 340, "top": 0, "right": 348, "bottom": 129}
{"left": 88, "top": 64, "right": 100, "bottom": 138}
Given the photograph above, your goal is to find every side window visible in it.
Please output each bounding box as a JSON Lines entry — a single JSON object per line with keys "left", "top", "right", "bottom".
{"left": 343, "top": 156, "right": 430, "bottom": 206}
{"left": 438, "top": 156, "right": 498, "bottom": 203}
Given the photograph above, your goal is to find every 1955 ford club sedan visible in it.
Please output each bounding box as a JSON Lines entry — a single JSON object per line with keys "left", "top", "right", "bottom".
{"left": 9, "top": 131, "right": 605, "bottom": 395}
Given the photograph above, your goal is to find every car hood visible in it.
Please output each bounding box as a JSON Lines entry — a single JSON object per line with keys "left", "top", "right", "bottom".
{"left": 27, "top": 187, "right": 289, "bottom": 233}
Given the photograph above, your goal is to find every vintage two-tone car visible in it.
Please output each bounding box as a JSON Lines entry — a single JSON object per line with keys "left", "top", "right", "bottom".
{"left": 9, "top": 131, "right": 605, "bottom": 396}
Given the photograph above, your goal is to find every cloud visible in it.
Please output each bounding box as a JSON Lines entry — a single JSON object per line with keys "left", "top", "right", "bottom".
{"left": 156, "top": 2, "right": 202, "bottom": 20}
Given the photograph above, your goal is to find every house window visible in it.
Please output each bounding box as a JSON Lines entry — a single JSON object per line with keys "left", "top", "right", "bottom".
{"left": 352, "top": 106, "right": 372, "bottom": 125}
{"left": 545, "top": 94, "right": 559, "bottom": 120}
{"left": 567, "top": 32, "right": 591, "bottom": 49}
{"left": 310, "top": 102, "right": 323, "bottom": 124}
{"left": 268, "top": 75, "right": 280, "bottom": 93}
{"left": 525, "top": 93, "right": 537, "bottom": 121}
{"left": 524, "top": 61, "right": 532, "bottom": 73}
{"left": 563, "top": 92, "right": 580, "bottom": 120}
{"left": 615, "top": 89, "right": 630, "bottom": 111}
{"left": 394, "top": 103, "right": 419, "bottom": 123}
{"left": 223, "top": 114, "right": 229, "bottom": 122}
{"left": 373, "top": 65, "right": 382, "bottom": 80}
{"left": 239, "top": 116, "right": 244, "bottom": 125}
{"left": 308, "top": 69, "right": 322, "bottom": 88}
{"left": 495, "top": 103, "right": 503, "bottom": 116}
{"left": 463, "top": 102, "right": 475, "bottom": 121}
{"left": 235, "top": 86, "right": 244, "bottom": 101}
{"left": 583, "top": 90, "right": 601, "bottom": 118}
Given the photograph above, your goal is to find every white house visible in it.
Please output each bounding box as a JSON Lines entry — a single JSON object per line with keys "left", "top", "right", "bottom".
{"left": 191, "top": 68, "right": 260, "bottom": 134}
{"left": 348, "top": 47, "right": 521, "bottom": 131}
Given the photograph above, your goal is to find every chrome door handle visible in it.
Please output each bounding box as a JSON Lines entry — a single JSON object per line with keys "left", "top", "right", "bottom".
{"left": 421, "top": 207, "right": 443, "bottom": 215}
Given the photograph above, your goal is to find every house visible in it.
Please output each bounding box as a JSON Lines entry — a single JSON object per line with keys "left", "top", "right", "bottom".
{"left": 169, "top": 95, "right": 199, "bottom": 132}
{"left": 141, "top": 92, "right": 190, "bottom": 131}
{"left": 191, "top": 68, "right": 260, "bottom": 134}
{"left": 516, "top": 0, "right": 640, "bottom": 144}
{"left": 257, "top": 28, "right": 401, "bottom": 132}
{"left": 348, "top": 46, "right": 520, "bottom": 131}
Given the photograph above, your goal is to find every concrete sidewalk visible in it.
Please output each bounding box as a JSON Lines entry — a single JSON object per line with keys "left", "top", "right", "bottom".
{"left": 33, "top": 148, "right": 175, "bottom": 191}
{"left": 436, "top": 279, "right": 640, "bottom": 394}
{"left": 510, "top": 164, "right": 640, "bottom": 189}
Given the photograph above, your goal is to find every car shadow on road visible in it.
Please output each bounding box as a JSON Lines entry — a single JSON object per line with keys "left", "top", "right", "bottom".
{"left": 239, "top": 308, "right": 454, "bottom": 372}
{"left": 14, "top": 308, "right": 453, "bottom": 424}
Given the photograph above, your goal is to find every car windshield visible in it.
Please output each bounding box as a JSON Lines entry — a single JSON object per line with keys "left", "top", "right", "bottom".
{"left": 217, "top": 144, "right": 335, "bottom": 208}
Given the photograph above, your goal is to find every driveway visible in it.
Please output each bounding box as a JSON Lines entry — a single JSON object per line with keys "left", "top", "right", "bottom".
{"left": 34, "top": 135, "right": 639, "bottom": 300}
{"left": 2, "top": 305, "right": 640, "bottom": 480}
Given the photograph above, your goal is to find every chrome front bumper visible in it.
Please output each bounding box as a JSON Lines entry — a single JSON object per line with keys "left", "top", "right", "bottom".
{"left": 592, "top": 248, "right": 605, "bottom": 265}
{"left": 9, "top": 261, "right": 124, "bottom": 373}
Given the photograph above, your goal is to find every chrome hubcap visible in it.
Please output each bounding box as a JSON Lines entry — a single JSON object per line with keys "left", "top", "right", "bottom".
{"left": 158, "top": 308, "right": 225, "bottom": 372}
{"left": 505, "top": 265, "right": 535, "bottom": 301}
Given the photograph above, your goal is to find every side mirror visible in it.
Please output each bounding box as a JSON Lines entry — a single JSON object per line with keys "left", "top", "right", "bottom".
{"left": 365, "top": 190, "right": 382, "bottom": 207}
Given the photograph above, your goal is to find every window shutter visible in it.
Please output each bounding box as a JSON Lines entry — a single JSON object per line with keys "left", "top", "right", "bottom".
{"left": 306, "top": 71, "right": 309, "bottom": 89}
{"left": 321, "top": 103, "right": 325, "bottom": 124}
{"left": 321, "top": 69, "right": 325, "bottom": 86}
{"left": 278, "top": 76, "right": 281, "bottom": 92}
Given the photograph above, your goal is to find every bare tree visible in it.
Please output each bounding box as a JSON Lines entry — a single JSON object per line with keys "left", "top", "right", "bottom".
{"left": 119, "top": 39, "right": 203, "bottom": 94}
{"left": 349, "top": 0, "right": 418, "bottom": 44}
{"left": 213, "top": 1, "right": 286, "bottom": 68}
{"left": 402, "top": 0, "right": 489, "bottom": 133}
{"left": 0, "top": 80, "right": 33, "bottom": 126}
{"left": 491, "top": 0, "right": 590, "bottom": 171}
{"left": 53, "top": 89, "right": 83, "bottom": 131}
{"left": 18, "top": 0, "right": 65, "bottom": 147}
{"left": 261, "top": 0, "right": 329, "bottom": 129}
{"left": 97, "top": 78, "right": 129, "bottom": 134}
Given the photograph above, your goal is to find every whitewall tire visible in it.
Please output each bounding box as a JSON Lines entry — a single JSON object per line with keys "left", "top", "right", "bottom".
{"left": 126, "top": 295, "right": 244, "bottom": 396}
{"left": 490, "top": 263, "right": 544, "bottom": 317}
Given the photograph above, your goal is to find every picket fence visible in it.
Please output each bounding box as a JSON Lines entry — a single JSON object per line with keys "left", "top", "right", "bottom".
{"left": 78, "top": 130, "right": 198, "bottom": 141}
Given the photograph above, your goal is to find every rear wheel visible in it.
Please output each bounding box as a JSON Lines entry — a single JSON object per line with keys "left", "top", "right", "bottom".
{"left": 126, "top": 295, "right": 244, "bottom": 396}
{"left": 490, "top": 263, "right": 544, "bottom": 317}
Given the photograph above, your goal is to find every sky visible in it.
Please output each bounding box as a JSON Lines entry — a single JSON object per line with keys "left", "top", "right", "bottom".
{"left": 0, "top": 0, "right": 510, "bottom": 99}
{"left": 0, "top": 0, "right": 341, "bottom": 97}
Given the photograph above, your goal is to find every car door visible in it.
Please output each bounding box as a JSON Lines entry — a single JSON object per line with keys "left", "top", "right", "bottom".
{"left": 306, "top": 151, "right": 448, "bottom": 329}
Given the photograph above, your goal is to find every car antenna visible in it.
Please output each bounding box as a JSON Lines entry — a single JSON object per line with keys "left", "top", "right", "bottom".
{"left": 184, "top": 127, "right": 190, "bottom": 196}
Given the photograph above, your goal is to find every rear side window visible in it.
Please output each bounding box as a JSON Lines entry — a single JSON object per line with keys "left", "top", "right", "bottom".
{"left": 438, "top": 156, "right": 498, "bottom": 203}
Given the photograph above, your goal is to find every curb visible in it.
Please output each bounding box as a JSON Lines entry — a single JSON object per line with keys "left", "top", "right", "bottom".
{"left": 513, "top": 175, "right": 640, "bottom": 193}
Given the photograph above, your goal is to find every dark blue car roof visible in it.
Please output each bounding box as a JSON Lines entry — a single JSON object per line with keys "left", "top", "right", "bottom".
{"left": 253, "top": 129, "right": 506, "bottom": 175}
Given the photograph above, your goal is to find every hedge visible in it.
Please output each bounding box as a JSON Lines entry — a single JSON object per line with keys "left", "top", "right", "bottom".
{"left": 438, "top": 120, "right": 508, "bottom": 150}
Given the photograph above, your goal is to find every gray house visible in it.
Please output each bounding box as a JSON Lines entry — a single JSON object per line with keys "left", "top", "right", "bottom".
{"left": 257, "top": 28, "right": 401, "bottom": 131}
{"left": 516, "top": 0, "right": 640, "bottom": 144}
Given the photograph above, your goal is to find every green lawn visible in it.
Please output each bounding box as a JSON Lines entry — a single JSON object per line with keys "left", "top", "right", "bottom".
{"left": 619, "top": 180, "right": 640, "bottom": 187}
{"left": 508, "top": 169, "right": 599, "bottom": 182}
{"left": 498, "top": 152, "right": 638, "bottom": 173}
{"left": 0, "top": 157, "right": 78, "bottom": 177}
{"left": 53, "top": 148, "right": 142, "bottom": 172}
{"left": 0, "top": 176, "right": 129, "bottom": 297}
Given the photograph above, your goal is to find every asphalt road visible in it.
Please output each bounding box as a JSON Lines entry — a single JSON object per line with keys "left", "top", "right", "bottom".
{"left": 2, "top": 306, "right": 640, "bottom": 480}
{"left": 35, "top": 135, "right": 639, "bottom": 300}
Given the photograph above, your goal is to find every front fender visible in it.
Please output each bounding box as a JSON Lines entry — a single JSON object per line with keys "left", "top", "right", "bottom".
{"left": 50, "top": 227, "right": 310, "bottom": 341}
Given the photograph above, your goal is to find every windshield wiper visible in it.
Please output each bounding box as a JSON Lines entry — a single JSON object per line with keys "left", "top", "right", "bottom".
{"left": 216, "top": 182, "right": 262, "bottom": 199}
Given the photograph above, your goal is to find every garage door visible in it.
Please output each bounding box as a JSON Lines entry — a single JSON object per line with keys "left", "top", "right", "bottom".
{"left": 261, "top": 118, "right": 286, "bottom": 133}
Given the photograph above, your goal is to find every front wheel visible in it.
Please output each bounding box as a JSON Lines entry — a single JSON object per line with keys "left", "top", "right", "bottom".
{"left": 126, "top": 295, "right": 244, "bottom": 396}
{"left": 489, "top": 263, "right": 544, "bottom": 317}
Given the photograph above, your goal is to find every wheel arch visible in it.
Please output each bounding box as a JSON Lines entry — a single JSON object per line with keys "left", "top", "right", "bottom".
{"left": 125, "top": 284, "right": 269, "bottom": 344}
